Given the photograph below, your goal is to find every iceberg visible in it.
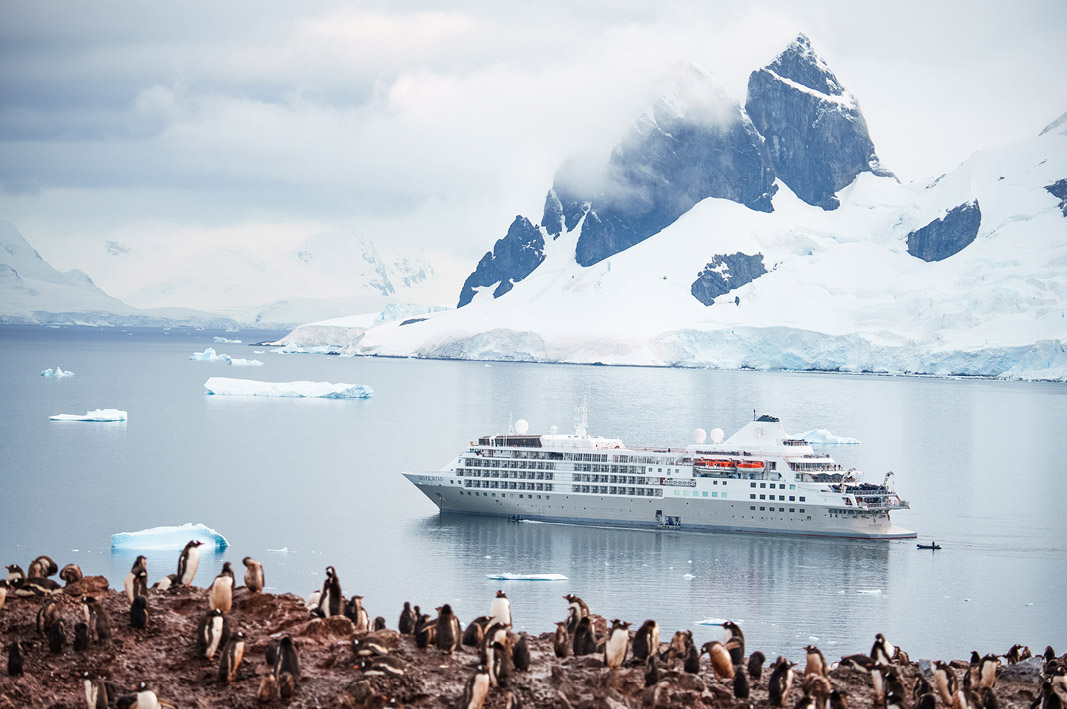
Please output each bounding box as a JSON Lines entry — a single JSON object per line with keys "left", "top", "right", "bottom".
{"left": 49, "top": 408, "right": 127, "bottom": 422}
{"left": 204, "top": 377, "right": 374, "bottom": 399}
{"left": 40, "top": 366, "right": 74, "bottom": 378}
{"left": 694, "top": 618, "right": 738, "bottom": 626}
{"left": 485, "top": 573, "right": 568, "bottom": 581}
{"left": 213, "top": 336, "right": 242, "bottom": 344}
{"left": 798, "top": 428, "right": 861, "bottom": 445}
{"left": 190, "top": 347, "right": 227, "bottom": 361}
{"left": 111, "top": 522, "right": 229, "bottom": 551}
{"left": 226, "top": 358, "right": 263, "bottom": 367}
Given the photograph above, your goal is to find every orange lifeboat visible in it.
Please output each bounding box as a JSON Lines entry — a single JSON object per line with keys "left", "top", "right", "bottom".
{"left": 736, "top": 461, "right": 765, "bottom": 470}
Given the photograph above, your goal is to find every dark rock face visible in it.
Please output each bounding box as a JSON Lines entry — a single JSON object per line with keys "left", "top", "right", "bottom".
{"left": 745, "top": 34, "right": 889, "bottom": 211}
{"left": 1046, "top": 178, "right": 1067, "bottom": 216}
{"left": 456, "top": 216, "right": 545, "bottom": 308}
{"left": 691, "top": 253, "right": 767, "bottom": 306}
{"left": 906, "top": 201, "right": 982, "bottom": 262}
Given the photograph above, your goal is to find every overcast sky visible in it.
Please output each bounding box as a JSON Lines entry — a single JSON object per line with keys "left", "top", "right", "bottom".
{"left": 2, "top": 0, "right": 1065, "bottom": 292}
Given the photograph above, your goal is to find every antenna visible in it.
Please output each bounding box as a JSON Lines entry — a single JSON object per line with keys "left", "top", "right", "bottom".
{"left": 573, "top": 395, "right": 589, "bottom": 437}
{"left": 507, "top": 412, "right": 515, "bottom": 435}
{"left": 753, "top": 409, "right": 756, "bottom": 421}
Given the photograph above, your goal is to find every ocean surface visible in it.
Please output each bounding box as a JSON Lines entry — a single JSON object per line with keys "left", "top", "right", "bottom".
{"left": 1, "top": 325, "right": 1064, "bottom": 661}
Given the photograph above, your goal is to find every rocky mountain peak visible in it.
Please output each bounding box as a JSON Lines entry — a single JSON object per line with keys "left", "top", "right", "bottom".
{"left": 766, "top": 33, "right": 846, "bottom": 96}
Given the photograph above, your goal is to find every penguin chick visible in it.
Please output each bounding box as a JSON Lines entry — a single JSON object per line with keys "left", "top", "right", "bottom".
{"left": 462, "top": 665, "right": 490, "bottom": 709}
{"left": 83, "top": 596, "right": 112, "bottom": 642}
{"left": 48, "top": 617, "right": 67, "bottom": 653}
{"left": 572, "top": 616, "right": 597, "bottom": 656}
{"left": 645, "top": 654, "right": 660, "bottom": 687}
{"left": 373, "top": 616, "right": 386, "bottom": 631}
{"left": 734, "top": 667, "right": 751, "bottom": 699}
{"left": 398, "top": 602, "right": 417, "bottom": 635}
{"left": 512, "top": 632, "right": 531, "bottom": 672}
{"left": 60, "top": 563, "right": 83, "bottom": 586}
{"left": 830, "top": 690, "right": 849, "bottom": 709}
{"left": 345, "top": 595, "right": 370, "bottom": 632}
{"left": 130, "top": 594, "right": 149, "bottom": 629}
{"left": 490, "top": 640, "right": 513, "bottom": 689}
{"left": 29, "top": 555, "right": 58, "bottom": 578}
{"left": 415, "top": 613, "right": 436, "bottom": 649}
{"left": 463, "top": 615, "right": 492, "bottom": 648}
{"left": 257, "top": 674, "right": 276, "bottom": 703}
{"left": 219, "top": 631, "right": 246, "bottom": 682}
{"left": 435, "top": 604, "right": 462, "bottom": 653}
{"left": 124, "top": 556, "right": 147, "bottom": 604}
{"left": 553, "top": 621, "right": 570, "bottom": 659}
{"left": 74, "top": 622, "right": 91, "bottom": 651}
{"left": 749, "top": 650, "right": 767, "bottom": 681}
{"left": 684, "top": 642, "right": 701, "bottom": 674}
{"left": 604, "top": 619, "right": 630, "bottom": 669}
{"left": 274, "top": 636, "right": 300, "bottom": 698}
{"left": 208, "top": 562, "right": 234, "bottom": 614}
{"left": 8, "top": 640, "right": 24, "bottom": 675}
{"left": 702, "top": 640, "right": 735, "bottom": 680}
{"left": 769, "top": 656, "right": 796, "bottom": 707}
{"left": 242, "top": 556, "right": 264, "bottom": 593}
{"left": 632, "top": 619, "right": 659, "bottom": 662}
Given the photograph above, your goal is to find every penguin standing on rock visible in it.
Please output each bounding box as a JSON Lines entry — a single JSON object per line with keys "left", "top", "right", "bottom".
{"left": 632, "top": 619, "right": 659, "bottom": 662}
{"left": 242, "top": 557, "right": 264, "bottom": 593}
{"left": 702, "top": 640, "right": 734, "bottom": 680}
{"left": 84, "top": 672, "right": 117, "bottom": 708}
{"left": 490, "top": 590, "right": 511, "bottom": 627}
{"left": 60, "top": 563, "right": 83, "bottom": 585}
{"left": 48, "top": 617, "right": 67, "bottom": 653}
{"left": 978, "top": 654, "right": 999, "bottom": 688}
{"left": 398, "top": 602, "right": 417, "bottom": 635}
{"left": 37, "top": 597, "right": 59, "bottom": 635}
{"left": 572, "top": 616, "right": 597, "bottom": 656}
{"left": 83, "top": 596, "right": 112, "bottom": 642}
{"left": 125, "top": 556, "right": 147, "bottom": 603}
{"left": 130, "top": 595, "right": 149, "bottom": 629}
{"left": 219, "top": 631, "right": 246, "bottom": 682}
{"left": 933, "top": 662, "right": 958, "bottom": 707}
{"left": 345, "top": 595, "right": 370, "bottom": 632}
{"left": 7, "top": 640, "right": 24, "bottom": 676}
{"left": 198, "top": 608, "right": 230, "bottom": 660}
{"left": 462, "top": 665, "right": 490, "bottom": 709}
{"left": 415, "top": 613, "right": 436, "bottom": 648}
{"left": 513, "top": 632, "right": 531, "bottom": 672}
{"left": 872, "top": 633, "right": 895, "bottom": 666}
{"left": 553, "top": 621, "right": 570, "bottom": 659}
{"left": 463, "top": 615, "right": 492, "bottom": 647}
{"left": 768, "top": 656, "right": 796, "bottom": 707}
{"left": 28, "top": 555, "right": 58, "bottom": 578}
{"left": 723, "top": 621, "right": 746, "bottom": 666}
{"left": 644, "top": 654, "right": 660, "bottom": 687}
{"left": 830, "top": 689, "right": 849, "bottom": 709}
{"left": 684, "top": 642, "right": 701, "bottom": 674}
{"left": 490, "top": 640, "right": 513, "bottom": 688}
{"left": 316, "top": 566, "right": 342, "bottom": 618}
{"left": 604, "top": 619, "right": 630, "bottom": 669}
{"left": 74, "top": 622, "right": 91, "bottom": 651}
{"left": 748, "top": 650, "right": 766, "bottom": 681}
{"left": 805, "top": 645, "right": 829, "bottom": 677}
{"left": 734, "top": 668, "right": 750, "bottom": 699}
{"left": 176, "top": 540, "right": 204, "bottom": 586}
{"left": 563, "top": 594, "right": 589, "bottom": 634}
{"left": 373, "top": 616, "right": 386, "bottom": 631}
{"left": 133, "top": 681, "right": 160, "bottom": 709}
{"left": 274, "top": 636, "right": 300, "bottom": 699}
{"left": 436, "top": 604, "right": 462, "bottom": 654}
{"left": 209, "top": 562, "right": 235, "bottom": 613}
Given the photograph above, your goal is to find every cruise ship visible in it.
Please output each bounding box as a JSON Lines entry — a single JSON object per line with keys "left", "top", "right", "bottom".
{"left": 403, "top": 410, "right": 915, "bottom": 539}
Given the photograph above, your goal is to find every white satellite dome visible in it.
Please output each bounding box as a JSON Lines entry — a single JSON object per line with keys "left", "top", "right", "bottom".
{"left": 549, "top": 425, "right": 558, "bottom": 434}
{"left": 693, "top": 428, "right": 707, "bottom": 444}
{"left": 515, "top": 419, "right": 529, "bottom": 435}
{"left": 710, "top": 428, "right": 725, "bottom": 444}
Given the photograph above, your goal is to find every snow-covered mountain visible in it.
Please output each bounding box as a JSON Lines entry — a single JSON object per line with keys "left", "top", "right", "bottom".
{"left": 0, "top": 221, "right": 239, "bottom": 328}
{"left": 293, "top": 35, "right": 1067, "bottom": 380}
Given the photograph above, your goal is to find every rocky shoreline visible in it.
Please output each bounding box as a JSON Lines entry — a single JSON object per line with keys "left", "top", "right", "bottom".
{"left": 0, "top": 576, "right": 1060, "bottom": 708}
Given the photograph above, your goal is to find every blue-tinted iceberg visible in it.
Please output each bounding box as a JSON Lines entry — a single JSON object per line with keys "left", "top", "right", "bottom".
{"left": 111, "top": 522, "right": 229, "bottom": 551}
{"left": 49, "top": 408, "right": 126, "bottom": 422}
{"left": 204, "top": 377, "right": 373, "bottom": 399}
{"left": 798, "top": 428, "right": 861, "bottom": 444}
{"left": 485, "top": 573, "right": 568, "bottom": 581}
{"left": 190, "top": 348, "right": 263, "bottom": 366}
{"left": 213, "top": 336, "right": 242, "bottom": 344}
{"left": 41, "top": 365, "right": 74, "bottom": 378}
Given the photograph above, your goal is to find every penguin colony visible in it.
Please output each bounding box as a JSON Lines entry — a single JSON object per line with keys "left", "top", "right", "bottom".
{"left": 1, "top": 552, "right": 1064, "bottom": 708}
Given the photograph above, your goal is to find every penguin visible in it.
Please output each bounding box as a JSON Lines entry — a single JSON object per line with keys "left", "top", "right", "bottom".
{"left": 632, "top": 619, "right": 659, "bottom": 662}
{"left": 132, "top": 569, "right": 149, "bottom": 600}
{"left": 668, "top": 629, "right": 694, "bottom": 665}
{"left": 83, "top": 596, "right": 112, "bottom": 642}
{"left": 884, "top": 668, "right": 909, "bottom": 705}
{"left": 553, "top": 621, "right": 570, "bottom": 658}
{"left": 6, "top": 564, "right": 25, "bottom": 584}
{"left": 415, "top": 613, "right": 436, "bottom": 649}
{"left": 176, "top": 539, "right": 204, "bottom": 586}
{"left": 505, "top": 691, "right": 524, "bottom": 709}
{"left": 934, "top": 661, "right": 959, "bottom": 707}
{"left": 803, "top": 673, "right": 832, "bottom": 709}
{"left": 604, "top": 619, "right": 630, "bottom": 669}
{"left": 805, "top": 645, "right": 829, "bottom": 678}
{"left": 830, "top": 690, "right": 849, "bottom": 709}
{"left": 952, "top": 688, "right": 981, "bottom": 709}
{"left": 645, "top": 654, "right": 661, "bottom": 687}
{"left": 1039, "top": 680, "right": 1064, "bottom": 709}
{"left": 345, "top": 594, "right": 370, "bottom": 632}
{"left": 28, "top": 555, "right": 58, "bottom": 578}
{"left": 74, "top": 622, "right": 91, "bottom": 651}
{"left": 840, "top": 654, "right": 876, "bottom": 674}
{"left": 257, "top": 674, "right": 276, "bottom": 703}
{"left": 274, "top": 635, "right": 300, "bottom": 699}
{"left": 872, "top": 634, "right": 896, "bottom": 666}
{"left": 871, "top": 666, "right": 886, "bottom": 706}
{"left": 11, "top": 576, "right": 61, "bottom": 597}
{"left": 130, "top": 594, "right": 149, "bottom": 629}
{"left": 352, "top": 637, "right": 390, "bottom": 658}
{"left": 912, "top": 674, "right": 933, "bottom": 705}
{"left": 48, "top": 616, "right": 67, "bottom": 653}
{"left": 154, "top": 574, "right": 177, "bottom": 592}
{"left": 1044, "top": 646, "right": 1058, "bottom": 662}
{"left": 563, "top": 593, "right": 589, "bottom": 634}
{"left": 7, "top": 639, "right": 24, "bottom": 676}
{"left": 684, "top": 642, "right": 701, "bottom": 674}
{"left": 373, "top": 616, "right": 387, "bottom": 631}
{"left": 894, "top": 647, "right": 911, "bottom": 665}
{"left": 133, "top": 681, "right": 160, "bottom": 709}
{"left": 198, "top": 608, "right": 230, "bottom": 660}
{"left": 513, "top": 632, "right": 531, "bottom": 672}
{"left": 84, "top": 672, "right": 117, "bottom": 708}
{"left": 768, "top": 656, "right": 795, "bottom": 707}
{"left": 702, "top": 640, "right": 735, "bottom": 680}
{"left": 436, "top": 604, "right": 462, "bottom": 653}
{"left": 977, "top": 686, "right": 998, "bottom": 709}
{"left": 734, "top": 665, "right": 751, "bottom": 699}
{"left": 464, "top": 615, "right": 492, "bottom": 647}
{"left": 305, "top": 589, "right": 322, "bottom": 613}
{"left": 123, "top": 553, "right": 146, "bottom": 600}
{"left": 398, "top": 601, "right": 417, "bottom": 635}
{"left": 796, "top": 696, "right": 816, "bottom": 709}
{"left": 242, "top": 556, "right": 264, "bottom": 593}
{"left": 916, "top": 694, "right": 937, "bottom": 709}
{"left": 317, "top": 566, "right": 342, "bottom": 618}
{"left": 978, "top": 654, "right": 999, "bottom": 688}
{"left": 490, "top": 589, "right": 512, "bottom": 627}
{"left": 60, "top": 563, "right": 83, "bottom": 586}
{"left": 572, "top": 615, "right": 597, "bottom": 656}
{"left": 359, "top": 656, "right": 406, "bottom": 677}
{"left": 37, "top": 597, "right": 60, "bottom": 634}
{"left": 219, "top": 630, "right": 246, "bottom": 682}
{"left": 208, "top": 562, "right": 235, "bottom": 614}
{"left": 490, "top": 640, "right": 513, "bottom": 688}
{"left": 723, "top": 621, "right": 746, "bottom": 666}
{"left": 749, "top": 650, "right": 767, "bottom": 681}
{"left": 0, "top": 585, "right": 6, "bottom": 613}
{"left": 462, "top": 665, "right": 490, "bottom": 709}
{"left": 886, "top": 689, "right": 909, "bottom": 709}
{"left": 1004, "top": 644, "right": 1030, "bottom": 664}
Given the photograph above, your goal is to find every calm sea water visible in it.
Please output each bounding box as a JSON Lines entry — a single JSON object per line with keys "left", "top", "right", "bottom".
{"left": 0, "top": 326, "right": 1063, "bottom": 660}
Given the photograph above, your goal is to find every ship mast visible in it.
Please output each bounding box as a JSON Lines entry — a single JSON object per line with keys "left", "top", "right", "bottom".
{"left": 573, "top": 395, "right": 589, "bottom": 438}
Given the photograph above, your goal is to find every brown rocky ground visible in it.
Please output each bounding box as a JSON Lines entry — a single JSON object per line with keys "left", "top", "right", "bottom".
{"left": 0, "top": 578, "right": 1054, "bottom": 708}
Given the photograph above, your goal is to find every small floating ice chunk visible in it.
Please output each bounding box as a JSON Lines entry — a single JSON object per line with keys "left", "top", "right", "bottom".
{"left": 213, "top": 336, "right": 242, "bottom": 344}
{"left": 190, "top": 347, "right": 229, "bottom": 361}
{"left": 266, "top": 547, "right": 289, "bottom": 553}
{"left": 695, "top": 618, "right": 729, "bottom": 626}
{"left": 809, "top": 636, "right": 820, "bottom": 641}
{"left": 964, "top": 598, "right": 972, "bottom": 602}
{"left": 683, "top": 573, "right": 696, "bottom": 579}
{"left": 857, "top": 589, "right": 882, "bottom": 595}
{"left": 50, "top": 408, "right": 126, "bottom": 422}
{"left": 41, "top": 366, "right": 74, "bottom": 377}
{"left": 111, "top": 522, "right": 228, "bottom": 551}
{"left": 1026, "top": 602, "right": 1034, "bottom": 606}
{"left": 485, "top": 573, "right": 568, "bottom": 581}
{"left": 226, "top": 358, "right": 263, "bottom": 367}
{"left": 203, "top": 377, "right": 373, "bottom": 399}
{"left": 798, "top": 428, "right": 861, "bottom": 445}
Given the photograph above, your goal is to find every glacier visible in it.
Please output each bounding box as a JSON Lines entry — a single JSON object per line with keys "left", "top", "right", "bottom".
{"left": 203, "top": 377, "right": 373, "bottom": 399}
{"left": 110, "top": 522, "right": 229, "bottom": 551}
{"left": 49, "top": 408, "right": 127, "bottom": 422}
{"left": 41, "top": 366, "right": 75, "bottom": 378}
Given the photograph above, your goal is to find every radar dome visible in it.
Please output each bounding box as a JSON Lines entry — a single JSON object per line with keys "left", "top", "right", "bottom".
{"left": 693, "top": 428, "right": 707, "bottom": 444}
{"left": 515, "top": 419, "right": 529, "bottom": 435}
{"left": 549, "top": 425, "right": 558, "bottom": 434}
{"left": 710, "top": 428, "right": 725, "bottom": 444}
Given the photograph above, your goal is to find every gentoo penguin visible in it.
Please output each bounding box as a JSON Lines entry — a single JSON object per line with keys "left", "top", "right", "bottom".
{"left": 734, "top": 666, "right": 751, "bottom": 699}
{"left": 805, "top": 644, "right": 829, "bottom": 677}
{"left": 553, "top": 621, "right": 570, "bottom": 658}
{"left": 748, "top": 650, "right": 767, "bottom": 681}
{"left": 604, "top": 619, "right": 630, "bottom": 669}
{"left": 257, "top": 674, "right": 276, "bottom": 703}
{"left": 463, "top": 615, "right": 492, "bottom": 647}
{"left": 572, "top": 615, "right": 597, "bottom": 656}
{"left": 884, "top": 669, "right": 909, "bottom": 707}
{"left": 198, "top": 608, "right": 230, "bottom": 660}
{"left": 1004, "top": 644, "right": 1030, "bottom": 664}
{"left": 83, "top": 596, "right": 112, "bottom": 642}
{"left": 839, "top": 653, "right": 876, "bottom": 674}
{"left": 796, "top": 696, "right": 816, "bottom": 709}
{"left": 415, "top": 613, "right": 436, "bottom": 648}
{"left": 886, "top": 689, "right": 908, "bottom": 709}
{"left": 512, "top": 632, "right": 531, "bottom": 672}
{"left": 436, "top": 604, "right": 462, "bottom": 653}
{"left": 563, "top": 593, "right": 589, "bottom": 634}
{"left": 11, "top": 575, "right": 61, "bottom": 597}
{"left": 916, "top": 694, "right": 937, "bottom": 709}
{"left": 274, "top": 635, "right": 300, "bottom": 699}
{"left": 7, "top": 639, "right": 24, "bottom": 675}
{"left": 345, "top": 595, "right": 370, "bottom": 632}
{"left": 803, "top": 673, "right": 832, "bottom": 709}
{"left": 208, "top": 562, "right": 235, "bottom": 614}
{"left": 176, "top": 539, "right": 204, "bottom": 586}
{"left": 305, "top": 589, "right": 322, "bottom": 613}
{"left": 48, "top": 616, "right": 67, "bottom": 653}
{"left": 352, "top": 637, "right": 390, "bottom": 658}
{"left": 933, "top": 661, "right": 959, "bottom": 706}
{"left": 126, "top": 555, "right": 148, "bottom": 598}
{"left": 977, "top": 686, "right": 999, "bottom": 709}
{"left": 60, "top": 563, "right": 83, "bottom": 586}
{"left": 632, "top": 619, "right": 659, "bottom": 662}
{"left": 978, "top": 654, "right": 999, "bottom": 688}
{"left": 242, "top": 556, "right": 264, "bottom": 593}
{"left": 132, "top": 569, "right": 149, "bottom": 600}
{"left": 1039, "top": 680, "right": 1065, "bottom": 709}
{"left": 316, "top": 566, "right": 343, "bottom": 618}
{"left": 1044, "top": 646, "right": 1058, "bottom": 662}
{"left": 219, "top": 631, "right": 246, "bottom": 682}
{"left": 830, "top": 689, "right": 849, "bottom": 709}
{"left": 133, "top": 681, "right": 160, "bottom": 709}
{"left": 723, "top": 621, "right": 746, "bottom": 666}
{"left": 490, "top": 640, "right": 513, "bottom": 688}
{"left": 74, "top": 622, "right": 91, "bottom": 651}
{"left": 130, "top": 594, "right": 149, "bottom": 629}
{"left": 28, "top": 555, "right": 58, "bottom": 578}
{"left": 912, "top": 675, "right": 933, "bottom": 705}
{"left": 872, "top": 633, "right": 895, "bottom": 666}
{"left": 84, "top": 672, "right": 117, "bottom": 708}
{"left": 952, "top": 688, "right": 982, "bottom": 709}
{"left": 6, "top": 564, "right": 25, "bottom": 584}
{"left": 462, "top": 665, "right": 490, "bottom": 709}
{"left": 645, "top": 654, "right": 661, "bottom": 687}
{"left": 684, "top": 642, "right": 701, "bottom": 674}
{"left": 668, "top": 629, "right": 694, "bottom": 664}
{"left": 398, "top": 602, "right": 417, "bottom": 635}
{"left": 359, "top": 656, "right": 406, "bottom": 677}
{"left": 768, "top": 656, "right": 796, "bottom": 707}
{"left": 490, "top": 590, "right": 512, "bottom": 627}
{"left": 702, "top": 640, "right": 735, "bottom": 680}
{"left": 373, "top": 616, "right": 387, "bottom": 631}
{"left": 37, "top": 597, "right": 59, "bottom": 634}
{"left": 0, "top": 584, "right": 6, "bottom": 613}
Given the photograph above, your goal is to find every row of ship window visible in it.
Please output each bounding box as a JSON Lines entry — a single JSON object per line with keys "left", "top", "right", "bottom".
{"left": 463, "top": 459, "right": 559, "bottom": 471}
{"left": 672, "top": 489, "right": 728, "bottom": 498}
{"left": 572, "top": 473, "right": 652, "bottom": 485}
{"left": 456, "top": 469, "right": 556, "bottom": 480}
{"left": 750, "top": 494, "right": 806, "bottom": 502}
{"left": 751, "top": 482, "right": 794, "bottom": 489}
{"left": 570, "top": 485, "right": 663, "bottom": 497}
{"left": 463, "top": 480, "right": 556, "bottom": 491}
{"left": 750, "top": 506, "right": 806, "bottom": 513}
